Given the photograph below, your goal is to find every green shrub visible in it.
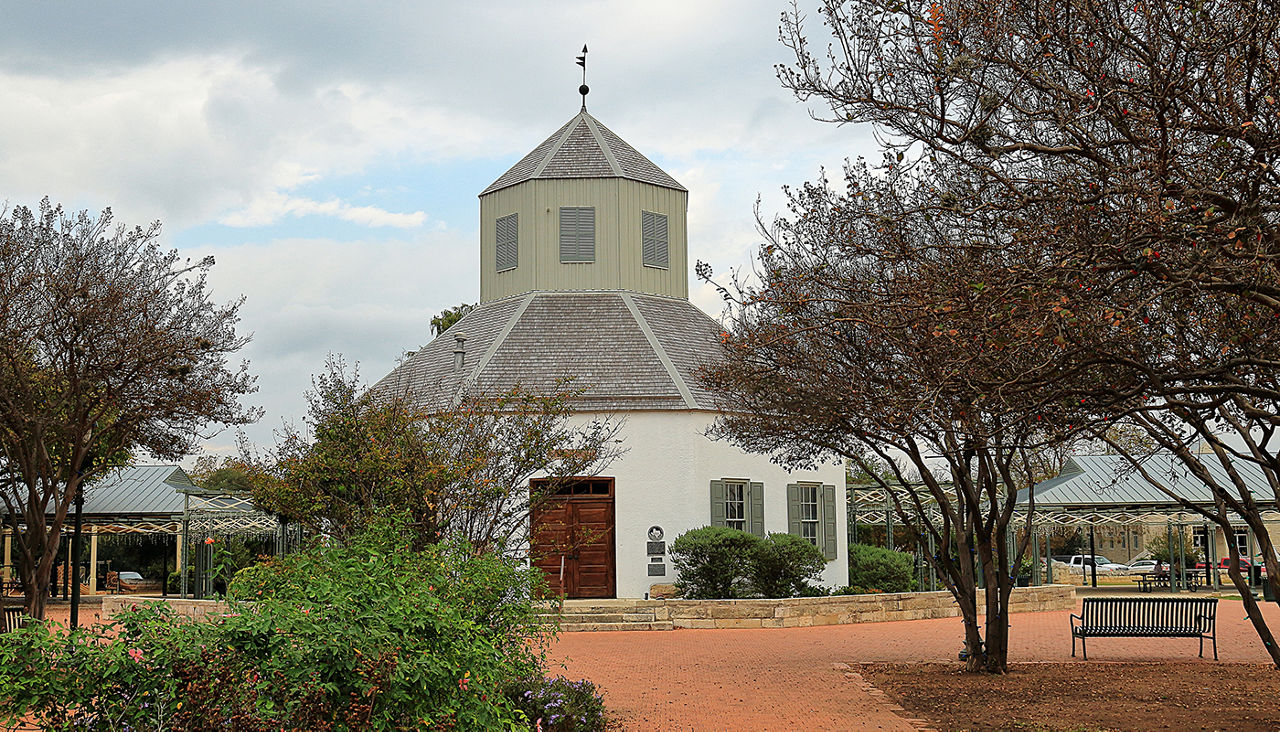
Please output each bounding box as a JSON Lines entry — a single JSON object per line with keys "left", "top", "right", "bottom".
{"left": 847, "top": 543, "right": 915, "bottom": 593}
{"left": 669, "top": 526, "right": 762, "bottom": 599}
{"left": 0, "top": 516, "right": 558, "bottom": 730}
{"left": 748, "top": 533, "right": 827, "bottom": 598}
{"left": 505, "top": 676, "right": 608, "bottom": 731}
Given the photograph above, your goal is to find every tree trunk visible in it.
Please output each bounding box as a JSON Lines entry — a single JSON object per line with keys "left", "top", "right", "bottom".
{"left": 1226, "top": 558, "right": 1280, "bottom": 667}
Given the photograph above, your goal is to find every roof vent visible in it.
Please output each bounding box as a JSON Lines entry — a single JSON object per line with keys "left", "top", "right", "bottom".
{"left": 452, "top": 332, "right": 468, "bottom": 372}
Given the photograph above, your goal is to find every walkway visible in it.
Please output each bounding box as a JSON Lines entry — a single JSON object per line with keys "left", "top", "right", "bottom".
{"left": 550, "top": 597, "right": 1280, "bottom": 731}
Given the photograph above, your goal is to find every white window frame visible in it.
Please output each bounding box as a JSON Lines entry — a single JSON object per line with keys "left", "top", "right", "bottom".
{"left": 798, "top": 483, "right": 820, "bottom": 547}
{"left": 724, "top": 480, "right": 747, "bottom": 532}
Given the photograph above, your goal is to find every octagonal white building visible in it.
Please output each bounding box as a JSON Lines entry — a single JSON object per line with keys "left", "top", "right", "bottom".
{"left": 374, "top": 102, "right": 847, "bottom": 598}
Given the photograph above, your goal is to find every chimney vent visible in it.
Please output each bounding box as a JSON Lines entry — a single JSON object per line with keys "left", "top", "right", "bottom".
{"left": 452, "top": 332, "right": 468, "bottom": 372}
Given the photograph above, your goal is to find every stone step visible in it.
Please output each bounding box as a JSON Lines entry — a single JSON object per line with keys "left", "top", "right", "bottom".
{"left": 540, "top": 612, "right": 658, "bottom": 624}
{"left": 559, "top": 621, "right": 674, "bottom": 632}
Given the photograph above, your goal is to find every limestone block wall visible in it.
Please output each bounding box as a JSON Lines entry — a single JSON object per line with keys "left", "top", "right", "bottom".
{"left": 101, "top": 595, "right": 230, "bottom": 621}
{"left": 656, "top": 585, "right": 1074, "bottom": 629}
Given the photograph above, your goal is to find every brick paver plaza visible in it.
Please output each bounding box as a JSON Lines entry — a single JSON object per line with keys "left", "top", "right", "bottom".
{"left": 550, "top": 596, "right": 1280, "bottom": 731}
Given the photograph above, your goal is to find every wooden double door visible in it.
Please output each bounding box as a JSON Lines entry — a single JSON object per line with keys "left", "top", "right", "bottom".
{"left": 530, "top": 478, "right": 616, "bottom": 599}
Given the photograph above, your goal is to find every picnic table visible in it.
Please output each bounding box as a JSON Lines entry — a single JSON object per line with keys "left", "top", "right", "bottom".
{"left": 1137, "top": 570, "right": 1204, "bottom": 592}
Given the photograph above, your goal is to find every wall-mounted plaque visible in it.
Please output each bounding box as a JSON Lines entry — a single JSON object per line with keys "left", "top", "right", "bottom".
{"left": 648, "top": 526, "right": 664, "bottom": 541}
{"left": 646, "top": 541, "right": 666, "bottom": 556}
{"left": 647, "top": 563, "right": 666, "bottom": 576}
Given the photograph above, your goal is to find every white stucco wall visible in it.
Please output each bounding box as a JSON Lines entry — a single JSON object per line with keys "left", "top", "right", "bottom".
{"left": 581, "top": 410, "right": 848, "bottom": 598}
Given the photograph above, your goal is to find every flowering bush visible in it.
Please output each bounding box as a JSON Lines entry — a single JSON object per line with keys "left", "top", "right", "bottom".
{"left": 505, "top": 676, "right": 609, "bottom": 731}
{"left": 0, "top": 516, "right": 559, "bottom": 730}
{"left": 0, "top": 602, "right": 191, "bottom": 730}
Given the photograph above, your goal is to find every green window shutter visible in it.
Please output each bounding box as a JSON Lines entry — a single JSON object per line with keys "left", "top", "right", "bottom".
{"left": 641, "top": 210, "right": 668, "bottom": 268}
{"left": 822, "top": 484, "right": 838, "bottom": 560}
{"left": 559, "top": 206, "right": 595, "bottom": 263}
{"left": 786, "top": 483, "right": 802, "bottom": 537}
{"left": 748, "top": 481, "right": 765, "bottom": 537}
{"left": 710, "top": 480, "right": 726, "bottom": 527}
{"left": 496, "top": 213, "right": 518, "bottom": 271}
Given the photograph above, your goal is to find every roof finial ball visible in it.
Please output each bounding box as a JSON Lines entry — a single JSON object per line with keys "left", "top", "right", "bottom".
{"left": 575, "top": 44, "right": 589, "bottom": 109}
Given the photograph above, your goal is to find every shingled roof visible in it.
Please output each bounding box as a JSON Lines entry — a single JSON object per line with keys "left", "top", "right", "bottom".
{"left": 481, "top": 110, "right": 686, "bottom": 195}
{"left": 371, "top": 291, "right": 725, "bottom": 412}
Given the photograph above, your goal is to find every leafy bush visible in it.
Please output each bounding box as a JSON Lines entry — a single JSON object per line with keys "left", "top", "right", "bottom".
{"left": 748, "top": 533, "right": 827, "bottom": 598}
{"left": 0, "top": 516, "right": 558, "bottom": 730}
{"left": 669, "top": 526, "right": 763, "bottom": 599}
{"left": 847, "top": 543, "right": 915, "bottom": 593}
{"left": 505, "top": 676, "right": 608, "bottom": 731}
{"left": 670, "top": 527, "right": 833, "bottom": 599}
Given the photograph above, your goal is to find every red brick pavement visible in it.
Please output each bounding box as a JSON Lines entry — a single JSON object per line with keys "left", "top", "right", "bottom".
{"left": 550, "top": 597, "right": 1280, "bottom": 731}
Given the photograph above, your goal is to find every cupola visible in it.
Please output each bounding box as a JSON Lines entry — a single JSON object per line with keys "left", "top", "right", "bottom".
{"left": 478, "top": 108, "right": 688, "bottom": 303}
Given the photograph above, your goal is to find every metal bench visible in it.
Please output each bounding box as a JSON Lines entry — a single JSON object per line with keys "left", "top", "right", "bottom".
{"left": 1071, "top": 597, "right": 1217, "bottom": 660}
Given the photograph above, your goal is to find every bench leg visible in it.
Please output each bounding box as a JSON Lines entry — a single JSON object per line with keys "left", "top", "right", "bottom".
{"left": 1212, "top": 633, "right": 1218, "bottom": 661}
{"left": 1199, "top": 636, "right": 1204, "bottom": 658}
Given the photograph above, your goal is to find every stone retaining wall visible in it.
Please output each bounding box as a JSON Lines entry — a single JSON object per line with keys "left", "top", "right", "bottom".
{"left": 656, "top": 584, "right": 1074, "bottom": 629}
{"left": 101, "top": 595, "right": 229, "bottom": 620}
{"left": 104, "top": 585, "right": 1075, "bottom": 631}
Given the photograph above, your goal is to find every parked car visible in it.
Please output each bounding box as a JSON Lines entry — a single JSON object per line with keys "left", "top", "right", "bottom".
{"left": 1128, "top": 559, "right": 1159, "bottom": 574}
{"left": 1195, "top": 558, "right": 1266, "bottom": 575}
{"left": 1064, "top": 555, "right": 1129, "bottom": 573}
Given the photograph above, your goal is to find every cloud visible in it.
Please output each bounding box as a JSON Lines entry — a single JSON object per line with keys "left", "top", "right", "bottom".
{"left": 0, "top": 54, "right": 511, "bottom": 230}
{"left": 220, "top": 191, "right": 427, "bottom": 228}
{"left": 192, "top": 231, "right": 479, "bottom": 455}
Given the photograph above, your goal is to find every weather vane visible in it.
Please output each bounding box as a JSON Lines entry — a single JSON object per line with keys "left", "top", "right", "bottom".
{"left": 576, "top": 44, "right": 589, "bottom": 109}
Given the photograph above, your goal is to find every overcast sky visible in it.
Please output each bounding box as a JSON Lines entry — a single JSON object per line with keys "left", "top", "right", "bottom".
{"left": 1, "top": 1, "right": 877, "bottom": 461}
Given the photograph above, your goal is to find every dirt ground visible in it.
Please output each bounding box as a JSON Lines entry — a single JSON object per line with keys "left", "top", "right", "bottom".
{"left": 859, "top": 661, "right": 1280, "bottom": 732}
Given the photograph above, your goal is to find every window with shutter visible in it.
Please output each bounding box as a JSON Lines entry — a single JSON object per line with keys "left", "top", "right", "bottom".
{"left": 641, "top": 210, "right": 668, "bottom": 269}
{"left": 496, "top": 213, "right": 518, "bottom": 272}
{"left": 789, "top": 482, "right": 838, "bottom": 560}
{"left": 711, "top": 479, "right": 764, "bottom": 536}
{"left": 559, "top": 206, "right": 595, "bottom": 263}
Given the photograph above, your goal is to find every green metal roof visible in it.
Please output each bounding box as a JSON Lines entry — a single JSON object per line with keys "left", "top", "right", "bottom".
{"left": 1019, "top": 454, "right": 1274, "bottom": 508}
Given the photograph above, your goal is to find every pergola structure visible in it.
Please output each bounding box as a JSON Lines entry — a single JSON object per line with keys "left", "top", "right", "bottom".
{"left": 848, "top": 454, "right": 1280, "bottom": 593}
{"left": 2, "top": 465, "right": 283, "bottom": 600}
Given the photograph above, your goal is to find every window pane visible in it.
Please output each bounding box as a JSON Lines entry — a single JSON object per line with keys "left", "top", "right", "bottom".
{"left": 799, "top": 484, "right": 819, "bottom": 546}
{"left": 725, "top": 482, "right": 745, "bottom": 530}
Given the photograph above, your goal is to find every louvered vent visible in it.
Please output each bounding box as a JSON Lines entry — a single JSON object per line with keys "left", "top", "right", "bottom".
{"left": 496, "top": 213, "right": 518, "bottom": 272}
{"left": 641, "top": 210, "right": 668, "bottom": 269}
{"left": 559, "top": 206, "right": 595, "bottom": 263}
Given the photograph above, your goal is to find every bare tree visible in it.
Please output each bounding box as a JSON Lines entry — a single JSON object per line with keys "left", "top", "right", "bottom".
{"left": 775, "top": 0, "right": 1280, "bottom": 666}
{"left": 699, "top": 166, "right": 1075, "bottom": 672}
{"left": 0, "top": 200, "right": 256, "bottom": 618}
{"left": 242, "top": 356, "right": 624, "bottom": 552}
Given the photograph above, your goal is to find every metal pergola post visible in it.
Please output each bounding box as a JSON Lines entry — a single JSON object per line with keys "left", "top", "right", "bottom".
{"left": 885, "top": 491, "right": 894, "bottom": 551}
